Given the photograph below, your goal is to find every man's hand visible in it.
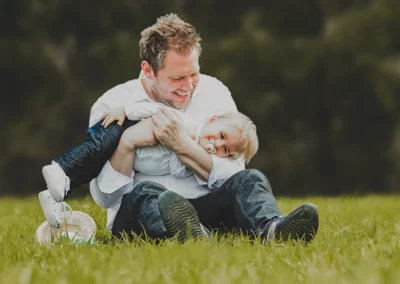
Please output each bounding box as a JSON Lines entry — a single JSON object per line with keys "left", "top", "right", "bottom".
{"left": 151, "top": 107, "right": 213, "bottom": 181}
{"left": 101, "top": 107, "right": 126, "bottom": 128}
{"left": 151, "top": 107, "right": 191, "bottom": 152}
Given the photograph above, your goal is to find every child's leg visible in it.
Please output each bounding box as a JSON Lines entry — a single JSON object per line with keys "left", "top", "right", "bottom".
{"left": 46, "top": 118, "right": 136, "bottom": 198}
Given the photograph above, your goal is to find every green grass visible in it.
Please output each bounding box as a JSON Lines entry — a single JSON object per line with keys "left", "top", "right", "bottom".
{"left": 1, "top": 195, "right": 400, "bottom": 283}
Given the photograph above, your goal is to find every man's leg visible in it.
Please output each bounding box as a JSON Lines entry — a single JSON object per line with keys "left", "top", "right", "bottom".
{"left": 190, "top": 169, "right": 281, "bottom": 234}
{"left": 158, "top": 191, "right": 211, "bottom": 242}
{"left": 190, "top": 169, "right": 319, "bottom": 242}
{"left": 112, "top": 181, "right": 169, "bottom": 240}
{"left": 112, "top": 182, "right": 210, "bottom": 242}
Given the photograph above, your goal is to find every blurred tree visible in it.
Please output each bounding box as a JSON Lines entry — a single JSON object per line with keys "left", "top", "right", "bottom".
{"left": 1, "top": 0, "right": 400, "bottom": 196}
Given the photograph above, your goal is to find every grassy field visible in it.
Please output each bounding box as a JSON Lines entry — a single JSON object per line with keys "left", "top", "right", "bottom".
{"left": 0, "top": 195, "right": 399, "bottom": 284}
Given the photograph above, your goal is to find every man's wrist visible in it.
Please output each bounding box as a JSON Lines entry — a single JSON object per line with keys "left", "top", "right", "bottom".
{"left": 173, "top": 135, "right": 213, "bottom": 182}
{"left": 174, "top": 134, "right": 196, "bottom": 155}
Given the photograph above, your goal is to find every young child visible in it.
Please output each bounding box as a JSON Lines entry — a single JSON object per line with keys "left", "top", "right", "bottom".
{"left": 39, "top": 103, "right": 259, "bottom": 228}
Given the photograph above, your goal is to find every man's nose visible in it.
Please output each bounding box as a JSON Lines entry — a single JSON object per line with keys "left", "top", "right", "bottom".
{"left": 181, "top": 77, "right": 193, "bottom": 91}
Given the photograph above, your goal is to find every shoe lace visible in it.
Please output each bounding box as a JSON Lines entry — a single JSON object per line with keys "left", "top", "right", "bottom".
{"left": 64, "top": 176, "right": 70, "bottom": 197}
{"left": 62, "top": 202, "right": 73, "bottom": 216}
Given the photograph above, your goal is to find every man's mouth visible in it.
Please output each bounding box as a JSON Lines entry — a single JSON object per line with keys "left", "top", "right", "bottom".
{"left": 172, "top": 91, "right": 189, "bottom": 97}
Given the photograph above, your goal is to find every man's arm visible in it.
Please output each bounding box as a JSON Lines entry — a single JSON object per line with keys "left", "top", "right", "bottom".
{"left": 148, "top": 76, "right": 244, "bottom": 187}
{"left": 110, "top": 118, "right": 158, "bottom": 175}
{"left": 151, "top": 107, "right": 213, "bottom": 182}
{"left": 173, "top": 137, "right": 213, "bottom": 182}
{"left": 89, "top": 118, "right": 157, "bottom": 209}
{"left": 88, "top": 84, "right": 161, "bottom": 208}
{"left": 189, "top": 77, "right": 245, "bottom": 186}
{"left": 166, "top": 135, "right": 245, "bottom": 185}
{"left": 174, "top": 136, "right": 213, "bottom": 182}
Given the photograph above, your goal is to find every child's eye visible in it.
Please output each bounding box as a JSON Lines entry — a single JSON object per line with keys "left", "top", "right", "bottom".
{"left": 224, "top": 146, "right": 228, "bottom": 155}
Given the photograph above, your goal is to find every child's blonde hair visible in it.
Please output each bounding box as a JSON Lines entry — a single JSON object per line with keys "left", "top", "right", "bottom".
{"left": 217, "top": 112, "right": 259, "bottom": 164}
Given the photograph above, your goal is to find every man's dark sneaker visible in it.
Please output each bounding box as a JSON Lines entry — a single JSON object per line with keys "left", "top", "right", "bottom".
{"left": 158, "top": 191, "right": 211, "bottom": 242}
{"left": 266, "top": 203, "right": 319, "bottom": 243}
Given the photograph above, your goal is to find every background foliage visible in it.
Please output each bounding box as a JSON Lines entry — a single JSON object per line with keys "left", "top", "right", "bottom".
{"left": 2, "top": 0, "right": 400, "bottom": 196}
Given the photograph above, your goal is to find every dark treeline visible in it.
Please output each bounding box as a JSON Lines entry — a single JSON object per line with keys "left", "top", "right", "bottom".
{"left": 2, "top": 0, "right": 400, "bottom": 196}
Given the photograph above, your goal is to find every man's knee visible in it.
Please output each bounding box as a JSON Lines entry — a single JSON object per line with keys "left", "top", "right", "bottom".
{"left": 231, "top": 169, "right": 269, "bottom": 184}
{"left": 223, "top": 169, "right": 272, "bottom": 195}
{"left": 123, "top": 181, "right": 167, "bottom": 207}
{"left": 133, "top": 181, "right": 168, "bottom": 195}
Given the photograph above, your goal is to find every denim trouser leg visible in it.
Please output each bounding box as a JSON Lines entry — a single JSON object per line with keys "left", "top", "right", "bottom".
{"left": 56, "top": 119, "right": 136, "bottom": 190}
{"left": 112, "top": 169, "right": 281, "bottom": 240}
{"left": 112, "top": 181, "right": 169, "bottom": 240}
{"left": 189, "top": 169, "right": 282, "bottom": 235}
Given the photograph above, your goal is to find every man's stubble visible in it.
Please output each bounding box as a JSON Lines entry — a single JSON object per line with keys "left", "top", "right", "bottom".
{"left": 150, "top": 79, "right": 197, "bottom": 110}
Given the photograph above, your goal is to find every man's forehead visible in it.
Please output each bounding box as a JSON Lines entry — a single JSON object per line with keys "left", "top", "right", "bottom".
{"left": 161, "top": 50, "right": 200, "bottom": 74}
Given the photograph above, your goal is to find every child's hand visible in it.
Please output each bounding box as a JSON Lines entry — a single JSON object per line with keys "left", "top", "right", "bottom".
{"left": 101, "top": 107, "right": 126, "bottom": 128}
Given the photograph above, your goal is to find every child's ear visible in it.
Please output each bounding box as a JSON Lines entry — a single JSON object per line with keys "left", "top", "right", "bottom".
{"left": 141, "top": 61, "right": 155, "bottom": 80}
{"left": 208, "top": 115, "right": 219, "bottom": 123}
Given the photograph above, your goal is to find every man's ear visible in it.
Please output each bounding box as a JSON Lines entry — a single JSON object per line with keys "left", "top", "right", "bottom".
{"left": 141, "top": 61, "right": 155, "bottom": 80}
{"left": 208, "top": 115, "right": 219, "bottom": 123}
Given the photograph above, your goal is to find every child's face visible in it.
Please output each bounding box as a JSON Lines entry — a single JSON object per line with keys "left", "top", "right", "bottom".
{"left": 198, "top": 116, "right": 242, "bottom": 158}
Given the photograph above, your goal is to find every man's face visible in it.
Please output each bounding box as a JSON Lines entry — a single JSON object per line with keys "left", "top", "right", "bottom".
{"left": 150, "top": 49, "right": 200, "bottom": 110}
{"left": 198, "top": 118, "right": 242, "bottom": 158}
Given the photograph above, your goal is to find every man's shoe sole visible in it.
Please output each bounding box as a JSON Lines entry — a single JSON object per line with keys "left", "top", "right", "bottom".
{"left": 276, "top": 203, "right": 319, "bottom": 243}
{"left": 158, "top": 191, "right": 207, "bottom": 242}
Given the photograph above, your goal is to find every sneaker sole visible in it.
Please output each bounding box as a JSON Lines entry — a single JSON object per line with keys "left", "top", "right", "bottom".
{"left": 276, "top": 203, "right": 319, "bottom": 243}
{"left": 158, "top": 191, "right": 206, "bottom": 242}
{"left": 38, "top": 192, "right": 61, "bottom": 228}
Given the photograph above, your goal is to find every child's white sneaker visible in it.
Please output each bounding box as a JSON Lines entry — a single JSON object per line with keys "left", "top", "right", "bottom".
{"left": 38, "top": 190, "right": 72, "bottom": 228}
{"left": 42, "top": 161, "right": 70, "bottom": 202}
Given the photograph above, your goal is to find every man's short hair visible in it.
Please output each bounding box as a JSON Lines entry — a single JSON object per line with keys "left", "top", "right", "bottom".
{"left": 218, "top": 112, "right": 259, "bottom": 164}
{"left": 139, "top": 14, "right": 202, "bottom": 75}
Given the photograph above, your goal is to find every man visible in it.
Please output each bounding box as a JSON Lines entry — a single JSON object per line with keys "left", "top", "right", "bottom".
{"left": 85, "top": 14, "right": 318, "bottom": 242}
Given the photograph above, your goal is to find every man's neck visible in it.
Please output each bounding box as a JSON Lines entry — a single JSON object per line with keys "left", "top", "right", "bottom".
{"left": 140, "top": 76, "right": 156, "bottom": 101}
